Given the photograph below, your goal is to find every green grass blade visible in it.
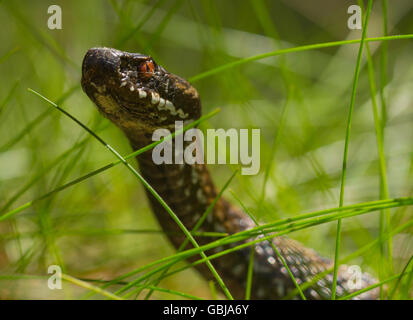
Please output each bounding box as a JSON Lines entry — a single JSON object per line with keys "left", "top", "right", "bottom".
{"left": 61, "top": 274, "right": 123, "bottom": 300}
{"left": 332, "top": 0, "right": 373, "bottom": 300}
{"left": 389, "top": 255, "right": 413, "bottom": 299}
{"left": 188, "top": 34, "right": 413, "bottom": 83}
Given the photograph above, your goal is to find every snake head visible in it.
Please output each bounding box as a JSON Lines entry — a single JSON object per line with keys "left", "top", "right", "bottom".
{"left": 81, "top": 47, "right": 201, "bottom": 132}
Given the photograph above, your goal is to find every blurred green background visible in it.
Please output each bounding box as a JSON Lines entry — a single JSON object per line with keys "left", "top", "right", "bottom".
{"left": 0, "top": 0, "right": 412, "bottom": 299}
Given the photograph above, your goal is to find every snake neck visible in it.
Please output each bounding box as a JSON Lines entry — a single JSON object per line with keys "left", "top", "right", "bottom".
{"left": 124, "top": 125, "right": 380, "bottom": 300}
{"left": 128, "top": 132, "right": 269, "bottom": 299}
{"left": 127, "top": 131, "right": 252, "bottom": 248}
{"left": 125, "top": 129, "right": 380, "bottom": 301}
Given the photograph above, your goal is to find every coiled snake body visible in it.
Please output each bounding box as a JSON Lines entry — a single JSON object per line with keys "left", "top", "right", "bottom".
{"left": 81, "top": 48, "right": 378, "bottom": 300}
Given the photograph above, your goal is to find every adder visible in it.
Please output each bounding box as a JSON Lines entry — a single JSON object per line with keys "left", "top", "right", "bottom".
{"left": 81, "top": 47, "right": 378, "bottom": 300}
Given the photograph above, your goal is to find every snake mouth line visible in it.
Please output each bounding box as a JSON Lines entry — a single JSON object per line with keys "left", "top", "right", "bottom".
{"left": 118, "top": 77, "right": 189, "bottom": 119}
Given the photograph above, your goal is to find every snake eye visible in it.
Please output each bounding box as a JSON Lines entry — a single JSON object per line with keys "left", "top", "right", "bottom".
{"left": 139, "top": 60, "right": 155, "bottom": 77}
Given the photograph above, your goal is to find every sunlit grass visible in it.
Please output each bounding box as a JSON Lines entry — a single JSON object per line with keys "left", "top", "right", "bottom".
{"left": 0, "top": 0, "right": 412, "bottom": 300}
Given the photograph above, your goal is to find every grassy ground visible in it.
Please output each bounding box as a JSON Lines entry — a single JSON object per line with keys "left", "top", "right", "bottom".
{"left": 0, "top": 0, "right": 412, "bottom": 299}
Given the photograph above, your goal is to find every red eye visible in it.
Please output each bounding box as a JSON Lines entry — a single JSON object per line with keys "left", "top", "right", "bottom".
{"left": 140, "top": 60, "right": 154, "bottom": 77}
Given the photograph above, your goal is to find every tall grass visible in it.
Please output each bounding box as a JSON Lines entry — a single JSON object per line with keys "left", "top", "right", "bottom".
{"left": 0, "top": 0, "right": 412, "bottom": 299}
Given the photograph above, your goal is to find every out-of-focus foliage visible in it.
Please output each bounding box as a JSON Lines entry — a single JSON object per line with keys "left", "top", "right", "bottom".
{"left": 0, "top": 0, "right": 412, "bottom": 299}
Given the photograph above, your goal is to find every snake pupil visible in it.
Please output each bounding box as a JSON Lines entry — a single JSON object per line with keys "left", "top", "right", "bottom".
{"left": 140, "top": 60, "right": 154, "bottom": 76}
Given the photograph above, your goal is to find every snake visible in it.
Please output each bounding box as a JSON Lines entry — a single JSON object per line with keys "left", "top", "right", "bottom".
{"left": 81, "top": 47, "right": 378, "bottom": 300}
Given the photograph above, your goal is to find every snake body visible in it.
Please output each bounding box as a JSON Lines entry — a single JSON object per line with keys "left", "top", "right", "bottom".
{"left": 81, "top": 47, "right": 378, "bottom": 299}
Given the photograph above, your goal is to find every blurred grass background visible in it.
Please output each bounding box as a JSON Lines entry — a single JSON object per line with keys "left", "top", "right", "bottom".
{"left": 0, "top": 0, "right": 412, "bottom": 299}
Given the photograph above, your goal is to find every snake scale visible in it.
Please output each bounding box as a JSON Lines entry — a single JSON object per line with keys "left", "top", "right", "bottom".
{"left": 81, "top": 47, "right": 378, "bottom": 300}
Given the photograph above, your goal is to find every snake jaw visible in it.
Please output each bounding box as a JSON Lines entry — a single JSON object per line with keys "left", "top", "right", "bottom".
{"left": 81, "top": 47, "right": 201, "bottom": 130}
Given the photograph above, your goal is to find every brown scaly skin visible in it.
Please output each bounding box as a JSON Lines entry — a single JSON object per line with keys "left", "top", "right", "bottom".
{"left": 81, "top": 47, "right": 379, "bottom": 300}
